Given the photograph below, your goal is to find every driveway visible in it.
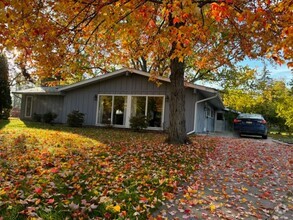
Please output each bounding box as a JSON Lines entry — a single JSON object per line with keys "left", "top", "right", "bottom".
{"left": 153, "top": 136, "right": 292, "bottom": 219}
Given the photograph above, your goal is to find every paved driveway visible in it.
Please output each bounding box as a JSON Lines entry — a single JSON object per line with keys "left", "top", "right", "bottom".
{"left": 153, "top": 136, "right": 292, "bottom": 219}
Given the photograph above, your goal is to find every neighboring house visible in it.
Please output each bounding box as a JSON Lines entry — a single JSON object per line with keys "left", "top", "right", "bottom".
{"left": 14, "top": 68, "right": 226, "bottom": 133}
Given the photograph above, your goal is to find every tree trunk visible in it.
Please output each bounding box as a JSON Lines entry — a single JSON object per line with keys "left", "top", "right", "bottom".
{"left": 167, "top": 57, "right": 189, "bottom": 144}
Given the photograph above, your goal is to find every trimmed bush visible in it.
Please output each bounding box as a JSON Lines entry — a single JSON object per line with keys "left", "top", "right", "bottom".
{"left": 43, "top": 112, "right": 57, "bottom": 124}
{"left": 67, "top": 110, "right": 85, "bottom": 127}
{"left": 129, "top": 115, "right": 148, "bottom": 131}
{"left": 33, "top": 113, "right": 42, "bottom": 122}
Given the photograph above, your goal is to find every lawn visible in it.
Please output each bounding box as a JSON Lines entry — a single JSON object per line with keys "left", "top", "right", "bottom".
{"left": 0, "top": 118, "right": 215, "bottom": 220}
{"left": 269, "top": 131, "right": 293, "bottom": 144}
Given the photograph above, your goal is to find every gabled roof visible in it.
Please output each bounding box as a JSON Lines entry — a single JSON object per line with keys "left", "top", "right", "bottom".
{"left": 58, "top": 68, "right": 219, "bottom": 93}
{"left": 13, "top": 86, "right": 63, "bottom": 95}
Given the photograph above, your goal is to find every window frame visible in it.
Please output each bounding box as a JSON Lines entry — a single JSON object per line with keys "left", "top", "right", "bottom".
{"left": 205, "top": 106, "right": 214, "bottom": 118}
{"left": 25, "top": 96, "right": 33, "bottom": 118}
{"left": 96, "top": 94, "right": 165, "bottom": 129}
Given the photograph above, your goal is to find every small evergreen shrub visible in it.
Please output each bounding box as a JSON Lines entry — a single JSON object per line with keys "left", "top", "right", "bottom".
{"left": 67, "top": 110, "right": 85, "bottom": 127}
{"left": 33, "top": 113, "right": 42, "bottom": 122}
{"left": 1, "top": 108, "right": 11, "bottom": 119}
{"left": 129, "top": 115, "right": 148, "bottom": 131}
{"left": 43, "top": 112, "right": 57, "bottom": 124}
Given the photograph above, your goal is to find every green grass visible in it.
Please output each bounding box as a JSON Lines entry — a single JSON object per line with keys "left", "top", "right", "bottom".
{"left": 0, "top": 118, "right": 215, "bottom": 219}
{"left": 269, "top": 131, "right": 293, "bottom": 144}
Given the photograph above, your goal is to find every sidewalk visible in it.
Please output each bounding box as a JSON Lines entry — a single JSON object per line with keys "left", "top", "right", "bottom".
{"left": 153, "top": 136, "right": 292, "bottom": 219}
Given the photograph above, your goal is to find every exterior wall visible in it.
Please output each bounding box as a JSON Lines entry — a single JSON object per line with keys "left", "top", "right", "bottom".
{"left": 18, "top": 73, "right": 222, "bottom": 133}
{"left": 195, "top": 93, "right": 216, "bottom": 133}
{"left": 185, "top": 88, "right": 197, "bottom": 133}
{"left": 196, "top": 101, "right": 205, "bottom": 132}
{"left": 206, "top": 109, "right": 215, "bottom": 132}
{"left": 20, "top": 94, "right": 64, "bottom": 123}
{"left": 62, "top": 74, "right": 170, "bottom": 127}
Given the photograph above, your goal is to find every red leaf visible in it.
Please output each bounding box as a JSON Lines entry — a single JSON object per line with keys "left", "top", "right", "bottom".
{"left": 173, "top": 17, "right": 180, "bottom": 24}
{"left": 51, "top": 167, "right": 59, "bottom": 173}
{"left": 47, "top": 198, "right": 55, "bottom": 204}
{"left": 34, "top": 187, "right": 42, "bottom": 195}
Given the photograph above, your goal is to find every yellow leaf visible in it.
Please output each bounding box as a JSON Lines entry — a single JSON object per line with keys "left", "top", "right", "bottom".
{"left": 35, "top": 199, "right": 41, "bottom": 205}
{"left": 113, "top": 205, "right": 121, "bottom": 213}
{"left": 63, "top": 199, "right": 70, "bottom": 205}
{"left": 210, "top": 203, "right": 216, "bottom": 212}
{"left": 241, "top": 187, "right": 248, "bottom": 193}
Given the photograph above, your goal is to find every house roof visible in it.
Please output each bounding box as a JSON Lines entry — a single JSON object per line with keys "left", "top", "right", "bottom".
{"left": 13, "top": 86, "right": 63, "bottom": 95}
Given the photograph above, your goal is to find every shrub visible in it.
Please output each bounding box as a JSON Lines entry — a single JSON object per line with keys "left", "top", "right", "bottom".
{"left": 129, "top": 115, "right": 148, "bottom": 131}
{"left": 33, "top": 113, "right": 42, "bottom": 122}
{"left": 67, "top": 110, "right": 85, "bottom": 127}
{"left": 43, "top": 112, "right": 57, "bottom": 124}
{"left": 1, "top": 108, "right": 11, "bottom": 119}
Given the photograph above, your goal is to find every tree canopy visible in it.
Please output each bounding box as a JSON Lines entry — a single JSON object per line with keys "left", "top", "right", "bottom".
{"left": 1, "top": 0, "right": 292, "bottom": 143}
{"left": 223, "top": 67, "right": 293, "bottom": 132}
{"left": 1, "top": 0, "right": 292, "bottom": 79}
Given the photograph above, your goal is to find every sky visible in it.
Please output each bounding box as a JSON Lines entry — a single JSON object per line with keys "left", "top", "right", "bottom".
{"left": 239, "top": 59, "right": 292, "bottom": 84}
{"left": 196, "top": 58, "right": 292, "bottom": 89}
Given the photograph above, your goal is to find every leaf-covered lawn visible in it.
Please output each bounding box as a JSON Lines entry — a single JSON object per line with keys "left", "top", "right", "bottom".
{"left": 0, "top": 119, "right": 215, "bottom": 220}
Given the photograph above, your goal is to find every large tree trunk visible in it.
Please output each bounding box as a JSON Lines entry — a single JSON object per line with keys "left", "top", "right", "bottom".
{"left": 167, "top": 58, "right": 189, "bottom": 144}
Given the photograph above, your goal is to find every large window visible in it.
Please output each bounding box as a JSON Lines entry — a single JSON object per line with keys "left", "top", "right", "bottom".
{"left": 97, "top": 95, "right": 164, "bottom": 128}
{"left": 98, "top": 95, "right": 127, "bottom": 125}
{"left": 25, "top": 96, "right": 33, "bottom": 118}
{"left": 113, "top": 96, "right": 127, "bottom": 125}
{"left": 147, "top": 97, "right": 163, "bottom": 127}
{"left": 131, "top": 96, "right": 163, "bottom": 128}
{"left": 131, "top": 96, "right": 146, "bottom": 117}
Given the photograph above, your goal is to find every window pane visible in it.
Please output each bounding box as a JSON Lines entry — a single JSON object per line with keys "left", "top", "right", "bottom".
{"left": 131, "top": 96, "right": 146, "bottom": 117}
{"left": 217, "top": 113, "right": 223, "bottom": 120}
{"left": 98, "top": 96, "right": 112, "bottom": 124}
{"left": 25, "top": 97, "right": 32, "bottom": 117}
{"left": 113, "top": 96, "right": 127, "bottom": 125}
{"left": 147, "top": 97, "right": 163, "bottom": 127}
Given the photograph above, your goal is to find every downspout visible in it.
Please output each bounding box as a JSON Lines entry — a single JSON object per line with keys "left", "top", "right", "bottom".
{"left": 187, "top": 93, "right": 219, "bottom": 135}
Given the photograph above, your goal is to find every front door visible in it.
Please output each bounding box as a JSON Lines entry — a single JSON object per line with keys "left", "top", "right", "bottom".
{"left": 215, "top": 111, "right": 224, "bottom": 132}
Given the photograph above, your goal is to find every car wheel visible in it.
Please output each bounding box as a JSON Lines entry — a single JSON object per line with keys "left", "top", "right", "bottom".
{"left": 262, "top": 135, "right": 268, "bottom": 139}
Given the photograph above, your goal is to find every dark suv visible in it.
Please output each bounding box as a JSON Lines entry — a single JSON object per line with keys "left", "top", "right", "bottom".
{"left": 234, "top": 113, "right": 268, "bottom": 139}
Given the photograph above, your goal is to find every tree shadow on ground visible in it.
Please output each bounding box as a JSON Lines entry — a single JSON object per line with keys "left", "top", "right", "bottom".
{"left": 21, "top": 119, "right": 167, "bottom": 144}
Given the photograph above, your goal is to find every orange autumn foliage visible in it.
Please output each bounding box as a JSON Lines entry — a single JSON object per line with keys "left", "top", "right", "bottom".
{"left": 0, "top": 0, "right": 291, "bottom": 81}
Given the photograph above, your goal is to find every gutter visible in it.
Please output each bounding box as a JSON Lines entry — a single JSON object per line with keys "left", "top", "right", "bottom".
{"left": 187, "top": 93, "right": 219, "bottom": 135}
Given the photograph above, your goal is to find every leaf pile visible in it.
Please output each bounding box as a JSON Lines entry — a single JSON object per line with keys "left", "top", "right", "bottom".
{"left": 0, "top": 119, "right": 215, "bottom": 219}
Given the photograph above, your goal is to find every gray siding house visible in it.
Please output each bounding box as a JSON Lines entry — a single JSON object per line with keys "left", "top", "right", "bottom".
{"left": 15, "top": 68, "right": 226, "bottom": 133}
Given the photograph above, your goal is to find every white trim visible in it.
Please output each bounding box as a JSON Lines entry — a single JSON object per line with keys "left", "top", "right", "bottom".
{"left": 125, "top": 96, "right": 132, "bottom": 127}
{"left": 96, "top": 93, "right": 165, "bottom": 130}
{"left": 96, "top": 94, "right": 127, "bottom": 126}
{"left": 24, "top": 96, "right": 33, "bottom": 118}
